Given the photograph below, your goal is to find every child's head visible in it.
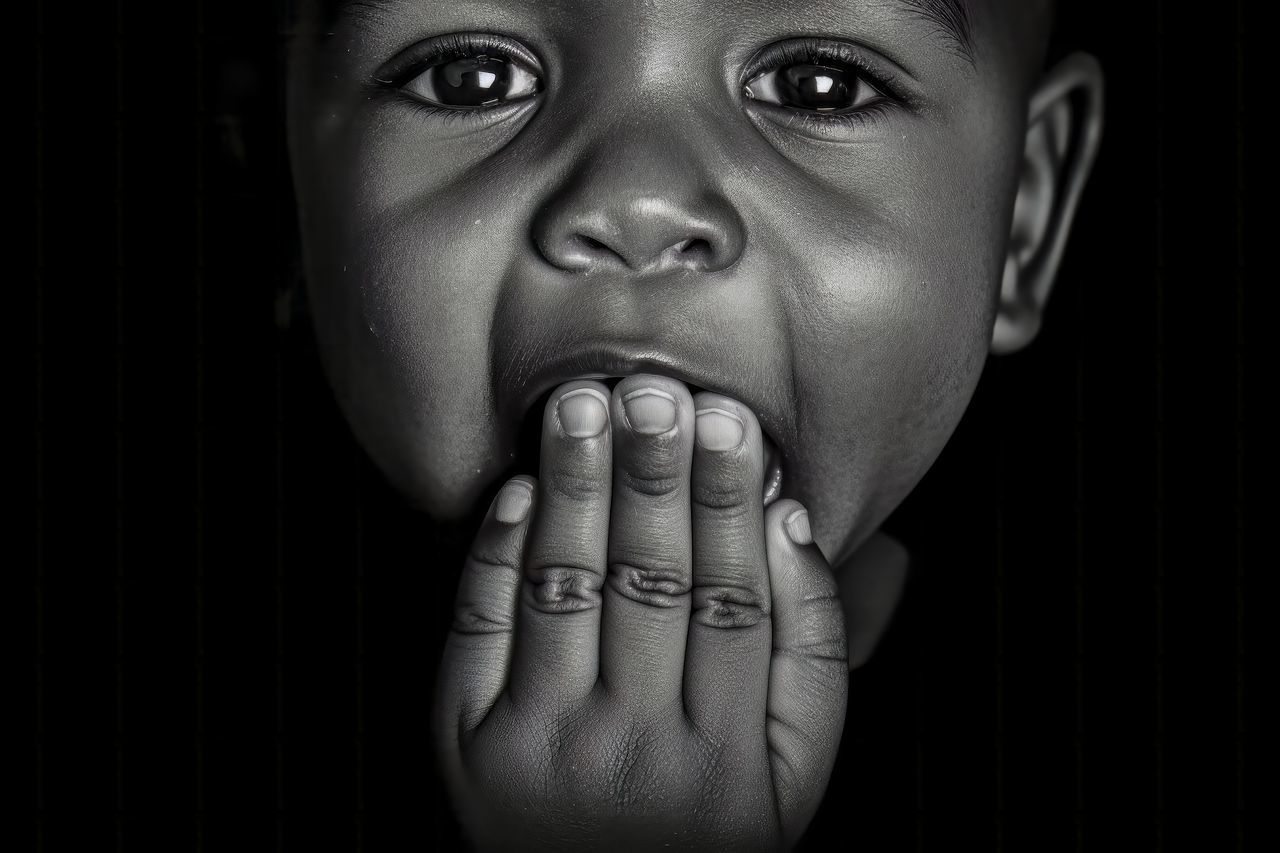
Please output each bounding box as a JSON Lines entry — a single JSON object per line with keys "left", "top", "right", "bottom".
{"left": 286, "top": 0, "right": 1102, "bottom": 567}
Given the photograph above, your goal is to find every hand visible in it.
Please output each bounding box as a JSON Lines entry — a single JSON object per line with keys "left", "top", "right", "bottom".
{"left": 433, "top": 374, "right": 848, "bottom": 852}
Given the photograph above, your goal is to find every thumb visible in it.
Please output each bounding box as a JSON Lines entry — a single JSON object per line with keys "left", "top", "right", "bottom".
{"left": 764, "top": 499, "right": 849, "bottom": 847}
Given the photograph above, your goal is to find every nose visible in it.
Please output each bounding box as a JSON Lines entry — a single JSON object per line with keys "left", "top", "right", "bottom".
{"left": 531, "top": 137, "right": 745, "bottom": 276}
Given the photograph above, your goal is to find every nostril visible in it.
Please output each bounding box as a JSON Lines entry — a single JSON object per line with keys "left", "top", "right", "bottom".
{"left": 663, "top": 237, "right": 718, "bottom": 271}
{"left": 568, "top": 234, "right": 630, "bottom": 270}
{"left": 679, "top": 238, "right": 712, "bottom": 257}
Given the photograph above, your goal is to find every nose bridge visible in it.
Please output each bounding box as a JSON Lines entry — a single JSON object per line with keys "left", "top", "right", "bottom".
{"left": 531, "top": 79, "right": 746, "bottom": 275}
{"left": 585, "top": 112, "right": 709, "bottom": 217}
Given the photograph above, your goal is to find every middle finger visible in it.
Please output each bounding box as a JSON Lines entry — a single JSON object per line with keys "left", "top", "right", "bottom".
{"left": 599, "top": 374, "right": 696, "bottom": 712}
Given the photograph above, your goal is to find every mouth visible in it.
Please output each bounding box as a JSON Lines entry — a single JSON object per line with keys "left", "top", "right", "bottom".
{"left": 509, "top": 375, "right": 785, "bottom": 506}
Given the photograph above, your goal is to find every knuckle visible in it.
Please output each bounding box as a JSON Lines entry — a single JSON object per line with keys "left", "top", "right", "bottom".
{"left": 777, "top": 636, "right": 849, "bottom": 667}
{"left": 524, "top": 564, "right": 604, "bottom": 613}
{"left": 451, "top": 602, "right": 514, "bottom": 635}
{"left": 691, "top": 481, "right": 753, "bottom": 512}
{"left": 468, "top": 538, "right": 522, "bottom": 571}
{"left": 545, "top": 467, "right": 609, "bottom": 501}
{"left": 617, "top": 467, "right": 682, "bottom": 498}
{"left": 451, "top": 556, "right": 521, "bottom": 634}
{"left": 466, "top": 553, "right": 521, "bottom": 576}
{"left": 773, "top": 640, "right": 850, "bottom": 702}
{"left": 607, "top": 558, "right": 691, "bottom": 608}
{"left": 691, "top": 582, "right": 769, "bottom": 628}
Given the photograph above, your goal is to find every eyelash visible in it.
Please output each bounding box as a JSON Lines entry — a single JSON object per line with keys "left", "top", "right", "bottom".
{"left": 756, "top": 99, "right": 896, "bottom": 136}
{"left": 740, "top": 37, "right": 911, "bottom": 133}
{"left": 372, "top": 32, "right": 541, "bottom": 128}
{"left": 373, "top": 33, "right": 909, "bottom": 133}
{"left": 376, "top": 32, "right": 535, "bottom": 89}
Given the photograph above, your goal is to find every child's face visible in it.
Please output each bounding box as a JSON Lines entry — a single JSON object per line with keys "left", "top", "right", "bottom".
{"left": 288, "top": 0, "right": 1053, "bottom": 565}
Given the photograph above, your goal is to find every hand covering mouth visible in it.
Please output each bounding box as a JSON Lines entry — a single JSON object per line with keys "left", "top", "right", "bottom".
{"left": 507, "top": 373, "right": 786, "bottom": 506}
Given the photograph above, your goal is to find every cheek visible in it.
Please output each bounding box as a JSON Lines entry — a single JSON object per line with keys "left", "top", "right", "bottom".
{"left": 811, "top": 230, "right": 998, "bottom": 451}
{"left": 292, "top": 105, "right": 536, "bottom": 518}
{"left": 770, "top": 146, "right": 1014, "bottom": 558}
{"left": 789, "top": 235, "right": 999, "bottom": 556}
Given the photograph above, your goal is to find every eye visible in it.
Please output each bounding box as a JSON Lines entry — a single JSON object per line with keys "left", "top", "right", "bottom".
{"left": 403, "top": 53, "right": 540, "bottom": 108}
{"left": 378, "top": 33, "right": 543, "bottom": 111}
{"left": 738, "top": 37, "right": 908, "bottom": 137}
{"left": 743, "top": 62, "right": 884, "bottom": 114}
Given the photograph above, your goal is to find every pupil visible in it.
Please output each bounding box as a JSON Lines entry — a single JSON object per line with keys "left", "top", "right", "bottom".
{"left": 778, "top": 63, "right": 855, "bottom": 111}
{"left": 433, "top": 55, "right": 512, "bottom": 106}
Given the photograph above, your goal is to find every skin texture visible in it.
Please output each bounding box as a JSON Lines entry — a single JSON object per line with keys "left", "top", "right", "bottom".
{"left": 286, "top": 0, "right": 1063, "bottom": 569}
{"left": 436, "top": 375, "right": 848, "bottom": 850}
{"left": 285, "top": 0, "right": 1103, "bottom": 847}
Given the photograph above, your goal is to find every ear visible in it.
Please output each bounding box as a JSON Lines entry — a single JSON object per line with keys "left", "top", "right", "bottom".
{"left": 991, "top": 52, "right": 1105, "bottom": 355}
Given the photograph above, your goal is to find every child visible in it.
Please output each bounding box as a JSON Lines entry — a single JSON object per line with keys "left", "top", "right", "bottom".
{"left": 285, "top": 0, "right": 1103, "bottom": 847}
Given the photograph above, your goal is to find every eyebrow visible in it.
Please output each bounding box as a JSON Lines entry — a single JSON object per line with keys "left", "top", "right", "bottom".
{"left": 900, "top": 0, "right": 974, "bottom": 63}
{"left": 319, "top": 0, "right": 975, "bottom": 63}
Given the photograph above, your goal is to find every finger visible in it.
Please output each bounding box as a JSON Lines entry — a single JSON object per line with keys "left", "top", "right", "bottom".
{"left": 434, "top": 476, "right": 537, "bottom": 749}
{"left": 682, "top": 392, "right": 772, "bottom": 742}
{"left": 508, "top": 380, "right": 612, "bottom": 708}
{"left": 762, "top": 499, "right": 849, "bottom": 846}
{"left": 599, "top": 374, "right": 696, "bottom": 710}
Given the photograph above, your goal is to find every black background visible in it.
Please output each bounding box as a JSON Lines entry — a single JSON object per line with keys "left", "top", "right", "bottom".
{"left": 23, "top": 1, "right": 1258, "bottom": 850}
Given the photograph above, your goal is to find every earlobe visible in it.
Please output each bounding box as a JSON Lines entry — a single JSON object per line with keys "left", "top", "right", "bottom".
{"left": 991, "top": 52, "right": 1105, "bottom": 355}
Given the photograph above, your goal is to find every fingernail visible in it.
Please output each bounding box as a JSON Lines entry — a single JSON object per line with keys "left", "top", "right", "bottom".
{"left": 784, "top": 508, "right": 812, "bottom": 545}
{"left": 695, "top": 407, "right": 744, "bottom": 451}
{"left": 622, "top": 388, "right": 677, "bottom": 435}
{"left": 558, "top": 388, "right": 608, "bottom": 438}
{"left": 495, "top": 480, "right": 533, "bottom": 524}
